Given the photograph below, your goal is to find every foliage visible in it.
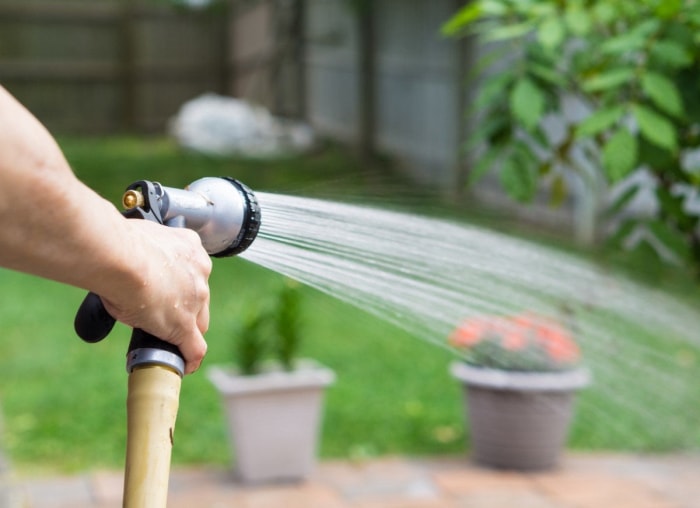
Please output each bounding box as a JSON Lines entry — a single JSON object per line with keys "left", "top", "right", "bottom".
{"left": 275, "top": 280, "right": 302, "bottom": 371}
{"left": 443, "top": 0, "right": 700, "bottom": 272}
{"left": 234, "top": 279, "right": 304, "bottom": 375}
{"left": 235, "top": 310, "right": 269, "bottom": 376}
{"left": 449, "top": 313, "right": 581, "bottom": 372}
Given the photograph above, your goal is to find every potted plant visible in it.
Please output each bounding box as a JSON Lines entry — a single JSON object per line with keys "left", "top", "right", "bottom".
{"left": 207, "top": 280, "right": 335, "bottom": 484}
{"left": 449, "top": 312, "right": 590, "bottom": 471}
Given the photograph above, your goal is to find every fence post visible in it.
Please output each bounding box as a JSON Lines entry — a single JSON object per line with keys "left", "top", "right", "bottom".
{"left": 356, "top": 0, "right": 376, "bottom": 161}
{"left": 219, "top": 0, "right": 233, "bottom": 96}
{"left": 120, "top": 0, "right": 138, "bottom": 131}
{"left": 293, "top": 0, "right": 306, "bottom": 119}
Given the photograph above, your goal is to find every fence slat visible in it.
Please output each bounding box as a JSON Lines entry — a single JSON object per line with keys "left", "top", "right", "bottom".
{"left": 0, "top": 0, "right": 229, "bottom": 133}
{"left": 0, "top": 61, "right": 121, "bottom": 80}
{"left": 0, "top": 1, "right": 119, "bottom": 23}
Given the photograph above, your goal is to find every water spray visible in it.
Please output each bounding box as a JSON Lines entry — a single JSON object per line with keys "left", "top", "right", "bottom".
{"left": 74, "top": 177, "right": 260, "bottom": 508}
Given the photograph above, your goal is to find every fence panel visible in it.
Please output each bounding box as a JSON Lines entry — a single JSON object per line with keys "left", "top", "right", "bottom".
{"left": 0, "top": 0, "right": 228, "bottom": 133}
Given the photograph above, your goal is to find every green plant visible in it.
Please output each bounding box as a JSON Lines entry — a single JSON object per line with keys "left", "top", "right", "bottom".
{"left": 275, "top": 280, "right": 302, "bottom": 370}
{"left": 443, "top": 1, "right": 700, "bottom": 271}
{"left": 234, "top": 279, "right": 304, "bottom": 375}
{"left": 235, "top": 310, "right": 269, "bottom": 376}
{"left": 448, "top": 313, "right": 581, "bottom": 372}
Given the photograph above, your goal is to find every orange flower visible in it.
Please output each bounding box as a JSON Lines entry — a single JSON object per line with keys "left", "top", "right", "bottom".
{"left": 498, "top": 317, "right": 528, "bottom": 351}
{"left": 541, "top": 327, "right": 580, "bottom": 363}
{"left": 448, "top": 312, "right": 581, "bottom": 372}
{"left": 448, "top": 317, "right": 490, "bottom": 348}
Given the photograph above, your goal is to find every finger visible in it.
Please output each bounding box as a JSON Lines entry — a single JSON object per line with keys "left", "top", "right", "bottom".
{"left": 196, "top": 293, "right": 210, "bottom": 335}
{"left": 178, "top": 328, "right": 208, "bottom": 375}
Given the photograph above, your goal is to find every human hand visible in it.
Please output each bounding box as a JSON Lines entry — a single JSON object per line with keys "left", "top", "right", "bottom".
{"left": 98, "top": 220, "right": 212, "bottom": 375}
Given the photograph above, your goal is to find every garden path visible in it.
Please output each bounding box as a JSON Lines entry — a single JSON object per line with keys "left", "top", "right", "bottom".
{"left": 8, "top": 452, "right": 700, "bottom": 508}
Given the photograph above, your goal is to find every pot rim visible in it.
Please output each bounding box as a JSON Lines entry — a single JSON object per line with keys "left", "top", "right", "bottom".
{"left": 207, "top": 360, "right": 335, "bottom": 395}
{"left": 450, "top": 361, "right": 591, "bottom": 392}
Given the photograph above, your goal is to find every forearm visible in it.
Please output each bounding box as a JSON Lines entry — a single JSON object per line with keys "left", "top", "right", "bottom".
{"left": 0, "top": 86, "right": 210, "bottom": 373}
{"left": 0, "top": 86, "right": 136, "bottom": 295}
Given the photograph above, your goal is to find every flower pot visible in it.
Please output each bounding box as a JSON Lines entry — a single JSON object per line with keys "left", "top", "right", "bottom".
{"left": 450, "top": 362, "right": 590, "bottom": 471}
{"left": 208, "top": 360, "right": 335, "bottom": 484}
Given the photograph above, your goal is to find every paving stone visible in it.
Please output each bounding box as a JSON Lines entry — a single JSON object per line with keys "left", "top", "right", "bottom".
{"left": 89, "top": 470, "right": 122, "bottom": 506}
{"left": 317, "top": 457, "right": 440, "bottom": 504}
{"left": 432, "top": 467, "right": 534, "bottom": 496}
{"left": 453, "top": 490, "right": 560, "bottom": 508}
{"left": 354, "top": 498, "right": 459, "bottom": 508}
{"left": 20, "top": 475, "right": 94, "bottom": 508}
{"left": 219, "top": 483, "right": 344, "bottom": 508}
{"left": 532, "top": 470, "right": 681, "bottom": 508}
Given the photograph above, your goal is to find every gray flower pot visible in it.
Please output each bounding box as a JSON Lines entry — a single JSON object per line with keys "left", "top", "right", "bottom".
{"left": 450, "top": 362, "right": 590, "bottom": 471}
{"left": 208, "top": 360, "right": 335, "bottom": 484}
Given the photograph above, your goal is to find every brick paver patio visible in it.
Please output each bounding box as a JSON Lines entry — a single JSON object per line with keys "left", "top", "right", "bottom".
{"left": 10, "top": 453, "right": 700, "bottom": 508}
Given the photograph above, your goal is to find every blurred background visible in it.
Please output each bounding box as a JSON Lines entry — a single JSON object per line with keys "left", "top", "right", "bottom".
{"left": 1, "top": 0, "right": 700, "bottom": 484}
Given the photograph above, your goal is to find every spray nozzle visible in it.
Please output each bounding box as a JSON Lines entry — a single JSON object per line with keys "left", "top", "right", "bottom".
{"left": 120, "top": 177, "right": 261, "bottom": 257}
{"left": 74, "top": 177, "right": 262, "bottom": 369}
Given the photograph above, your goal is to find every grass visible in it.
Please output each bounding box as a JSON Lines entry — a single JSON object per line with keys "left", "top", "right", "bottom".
{"left": 2, "top": 136, "right": 700, "bottom": 473}
{"left": 0, "top": 137, "right": 465, "bottom": 473}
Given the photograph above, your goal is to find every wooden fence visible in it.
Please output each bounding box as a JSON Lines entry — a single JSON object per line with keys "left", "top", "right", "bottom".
{"left": 0, "top": 0, "right": 303, "bottom": 134}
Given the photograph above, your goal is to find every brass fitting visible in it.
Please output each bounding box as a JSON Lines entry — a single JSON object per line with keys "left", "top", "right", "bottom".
{"left": 123, "top": 189, "right": 145, "bottom": 210}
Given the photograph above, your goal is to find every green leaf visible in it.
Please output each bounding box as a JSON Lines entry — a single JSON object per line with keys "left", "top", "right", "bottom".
{"left": 464, "top": 114, "right": 510, "bottom": 151}
{"left": 499, "top": 153, "right": 537, "bottom": 203}
{"left": 631, "top": 104, "right": 678, "bottom": 152}
{"left": 649, "top": 40, "right": 693, "bottom": 69}
{"left": 607, "top": 217, "right": 638, "bottom": 246}
{"left": 641, "top": 72, "right": 683, "bottom": 117}
{"left": 656, "top": 0, "right": 682, "bottom": 19}
{"left": 510, "top": 78, "right": 546, "bottom": 130}
{"left": 528, "top": 62, "right": 567, "bottom": 86}
{"left": 605, "top": 184, "right": 640, "bottom": 218}
{"left": 647, "top": 220, "right": 691, "bottom": 261}
{"left": 656, "top": 186, "right": 689, "bottom": 225}
{"left": 484, "top": 22, "right": 535, "bottom": 42}
{"left": 575, "top": 106, "right": 625, "bottom": 138}
{"left": 592, "top": 3, "right": 617, "bottom": 24}
{"left": 479, "top": 0, "right": 509, "bottom": 16}
{"left": 441, "top": 2, "right": 482, "bottom": 36}
{"left": 582, "top": 69, "right": 635, "bottom": 93}
{"left": 538, "top": 16, "right": 565, "bottom": 50}
{"left": 473, "top": 73, "right": 515, "bottom": 111}
{"left": 469, "top": 147, "right": 501, "bottom": 185}
{"left": 600, "top": 32, "right": 647, "bottom": 55}
{"left": 564, "top": 3, "right": 591, "bottom": 36}
{"left": 603, "top": 128, "right": 638, "bottom": 182}
{"left": 638, "top": 136, "right": 675, "bottom": 169}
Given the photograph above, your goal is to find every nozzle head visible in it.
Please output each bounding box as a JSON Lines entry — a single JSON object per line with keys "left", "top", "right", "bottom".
{"left": 214, "top": 178, "right": 261, "bottom": 257}
{"left": 184, "top": 177, "right": 261, "bottom": 257}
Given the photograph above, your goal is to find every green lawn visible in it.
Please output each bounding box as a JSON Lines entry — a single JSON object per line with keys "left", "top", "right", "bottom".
{"left": 0, "top": 138, "right": 465, "bottom": 473}
{"left": 1, "top": 137, "right": 699, "bottom": 473}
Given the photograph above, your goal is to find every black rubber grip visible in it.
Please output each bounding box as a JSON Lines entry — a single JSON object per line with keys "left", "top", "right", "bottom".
{"left": 75, "top": 292, "right": 117, "bottom": 343}
{"left": 76, "top": 293, "right": 184, "bottom": 364}
{"left": 128, "top": 328, "right": 184, "bottom": 359}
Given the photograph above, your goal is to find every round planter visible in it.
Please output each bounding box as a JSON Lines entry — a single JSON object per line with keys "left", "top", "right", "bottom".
{"left": 450, "top": 362, "right": 590, "bottom": 471}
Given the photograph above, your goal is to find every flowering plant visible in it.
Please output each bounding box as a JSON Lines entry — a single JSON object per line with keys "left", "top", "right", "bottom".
{"left": 449, "top": 313, "right": 581, "bottom": 372}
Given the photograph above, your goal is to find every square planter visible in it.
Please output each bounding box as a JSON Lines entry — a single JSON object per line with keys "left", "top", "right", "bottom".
{"left": 208, "top": 360, "right": 335, "bottom": 484}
